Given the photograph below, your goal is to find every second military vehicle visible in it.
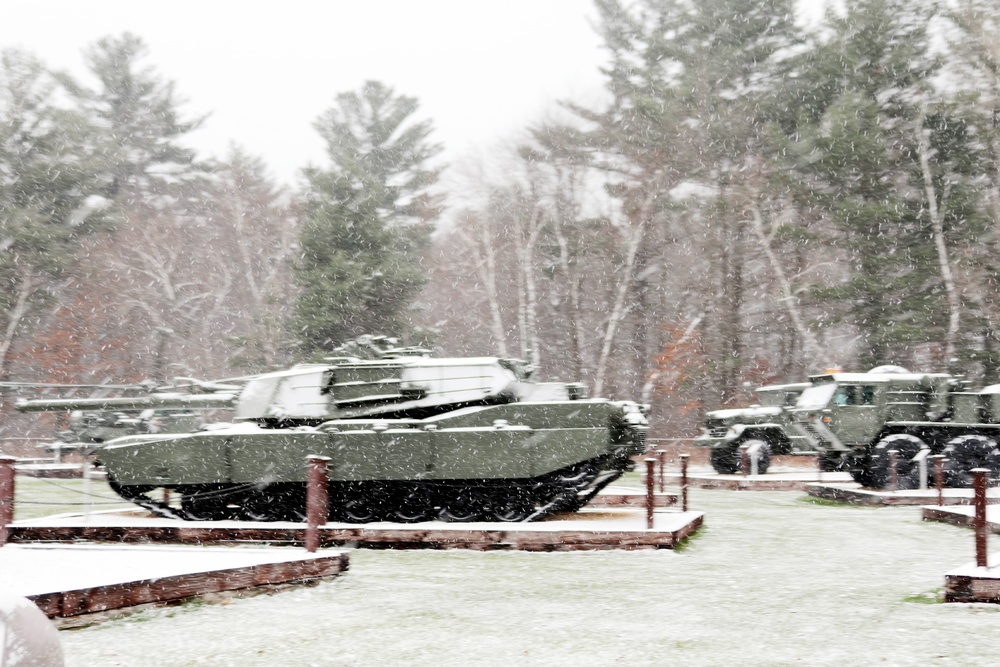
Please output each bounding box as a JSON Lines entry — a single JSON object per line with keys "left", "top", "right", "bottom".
{"left": 695, "top": 382, "right": 814, "bottom": 474}
{"left": 790, "top": 369, "right": 1000, "bottom": 488}
{"left": 19, "top": 339, "right": 649, "bottom": 522}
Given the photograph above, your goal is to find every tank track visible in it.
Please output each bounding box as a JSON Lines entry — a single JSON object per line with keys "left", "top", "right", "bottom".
{"left": 107, "top": 456, "right": 629, "bottom": 523}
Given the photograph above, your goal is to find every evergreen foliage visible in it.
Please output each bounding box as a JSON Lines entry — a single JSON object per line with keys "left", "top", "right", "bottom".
{"left": 0, "top": 48, "right": 111, "bottom": 376}
{"left": 72, "top": 33, "right": 205, "bottom": 199}
{"left": 294, "top": 80, "right": 442, "bottom": 354}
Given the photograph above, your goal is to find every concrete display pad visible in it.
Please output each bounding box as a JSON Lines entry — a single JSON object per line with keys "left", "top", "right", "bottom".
{"left": 0, "top": 543, "right": 348, "bottom": 625}
{"left": 589, "top": 486, "right": 677, "bottom": 507}
{"left": 8, "top": 506, "right": 703, "bottom": 552}
{"left": 662, "top": 470, "right": 853, "bottom": 491}
{"left": 809, "top": 482, "right": 1000, "bottom": 506}
{"left": 944, "top": 554, "right": 1000, "bottom": 603}
{"left": 921, "top": 504, "right": 1000, "bottom": 532}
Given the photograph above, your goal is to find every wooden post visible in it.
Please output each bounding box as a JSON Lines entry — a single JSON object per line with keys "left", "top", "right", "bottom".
{"left": 305, "top": 455, "right": 331, "bottom": 553}
{"left": 973, "top": 467, "right": 989, "bottom": 568}
{"left": 679, "top": 453, "right": 689, "bottom": 513}
{"left": 740, "top": 445, "right": 749, "bottom": 478}
{"left": 645, "top": 457, "right": 656, "bottom": 530}
{"left": 931, "top": 455, "right": 945, "bottom": 506}
{"left": 888, "top": 449, "right": 898, "bottom": 492}
{"left": 0, "top": 456, "right": 15, "bottom": 548}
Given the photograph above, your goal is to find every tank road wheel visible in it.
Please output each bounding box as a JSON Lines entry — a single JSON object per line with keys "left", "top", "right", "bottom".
{"left": 868, "top": 434, "right": 927, "bottom": 490}
{"left": 342, "top": 497, "right": 383, "bottom": 523}
{"left": 487, "top": 489, "right": 536, "bottom": 522}
{"left": 943, "top": 435, "right": 1000, "bottom": 488}
{"left": 438, "top": 488, "right": 487, "bottom": 522}
{"left": 553, "top": 462, "right": 599, "bottom": 491}
{"left": 180, "top": 490, "right": 235, "bottom": 521}
{"left": 391, "top": 485, "right": 435, "bottom": 523}
{"left": 239, "top": 483, "right": 299, "bottom": 522}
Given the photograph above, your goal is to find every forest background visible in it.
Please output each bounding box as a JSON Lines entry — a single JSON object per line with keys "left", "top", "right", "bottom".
{"left": 2, "top": 0, "right": 1000, "bottom": 449}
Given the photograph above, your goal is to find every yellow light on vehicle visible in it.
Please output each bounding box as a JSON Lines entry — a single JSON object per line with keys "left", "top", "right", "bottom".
{"left": 822, "top": 416, "right": 832, "bottom": 423}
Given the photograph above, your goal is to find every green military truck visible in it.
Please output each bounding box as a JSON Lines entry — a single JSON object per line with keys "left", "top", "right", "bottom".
{"left": 789, "top": 370, "right": 1000, "bottom": 488}
{"left": 696, "top": 382, "right": 813, "bottom": 474}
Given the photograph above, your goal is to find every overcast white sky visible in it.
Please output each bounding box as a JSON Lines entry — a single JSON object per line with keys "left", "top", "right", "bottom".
{"left": 0, "top": 1, "right": 609, "bottom": 190}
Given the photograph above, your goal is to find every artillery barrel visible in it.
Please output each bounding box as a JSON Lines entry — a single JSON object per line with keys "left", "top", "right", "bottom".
{"left": 15, "top": 393, "right": 237, "bottom": 413}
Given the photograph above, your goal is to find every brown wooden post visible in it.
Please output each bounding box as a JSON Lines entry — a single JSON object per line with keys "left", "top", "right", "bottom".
{"left": 657, "top": 449, "right": 666, "bottom": 493}
{"left": 973, "top": 467, "right": 989, "bottom": 568}
{"left": 679, "top": 453, "right": 689, "bottom": 513}
{"left": 888, "top": 449, "right": 898, "bottom": 492}
{"left": 645, "top": 457, "right": 656, "bottom": 529}
{"left": 931, "top": 455, "right": 945, "bottom": 506}
{"left": 0, "top": 456, "right": 15, "bottom": 548}
{"left": 740, "top": 445, "right": 749, "bottom": 478}
{"left": 305, "top": 455, "right": 331, "bottom": 553}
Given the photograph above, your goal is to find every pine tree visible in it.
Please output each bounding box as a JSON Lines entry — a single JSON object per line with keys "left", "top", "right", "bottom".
{"left": 294, "top": 81, "right": 442, "bottom": 353}
{"left": 72, "top": 32, "right": 204, "bottom": 200}
{"left": 0, "top": 48, "right": 109, "bottom": 378}
{"left": 783, "top": 0, "right": 973, "bottom": 369}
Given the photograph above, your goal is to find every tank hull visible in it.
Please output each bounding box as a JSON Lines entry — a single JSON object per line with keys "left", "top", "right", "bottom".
{"left": 99, "top": 400, "right": 648, "bottom": 522}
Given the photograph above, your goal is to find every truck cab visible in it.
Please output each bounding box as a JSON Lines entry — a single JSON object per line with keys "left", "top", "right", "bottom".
{"left": 695, "top": 382, "right": 810, "bottom": 474}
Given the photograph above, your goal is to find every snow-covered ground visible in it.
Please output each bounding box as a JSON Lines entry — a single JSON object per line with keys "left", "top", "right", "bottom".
{"left": 54, "top": 488, "right": 1000, "bottom": 667}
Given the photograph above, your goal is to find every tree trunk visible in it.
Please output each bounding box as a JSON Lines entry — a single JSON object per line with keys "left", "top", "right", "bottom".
{"left": 594, "top": 216, "right": 646, "bottom": 396}
{"left": 456, "top": 222, "right": 508, "bottom": 357}
{"left": 917, "top": 120, "right": 961, "bottom": 369}
{"left": 0, "top": 267, "right": 33, "bottom": 380}
{"left": 747, "top": 197, "right": 822, "bottom": 366}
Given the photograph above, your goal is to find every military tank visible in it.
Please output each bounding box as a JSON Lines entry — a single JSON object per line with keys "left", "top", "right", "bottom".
{"left": 17, "top": 340, "right": 649, "bottom": 523}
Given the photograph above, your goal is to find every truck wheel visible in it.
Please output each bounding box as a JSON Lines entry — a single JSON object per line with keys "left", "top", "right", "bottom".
{"left": 736, "top": 438, "right": 772, "bottom": 474}
{"left": 869, "top": 434, "right": 926, "bottom": 490}
{"left": 943, "top": 435, "right": 1000, "bottom": 487}
{"left": 710, "top": 444, "right": 740, "bottom": 475}
{"left": 819, "top": 452, "right": 844, "bottom": 472}
{"left": 710, "top": 439, "right": 772, "bottom": 474}
{"left": 847, "top": 458, "right": 880, "bottom": 489}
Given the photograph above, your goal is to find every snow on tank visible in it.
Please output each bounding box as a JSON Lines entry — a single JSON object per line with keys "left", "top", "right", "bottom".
{"left": 233, "top": 356, "right": 530, "bottom": 423}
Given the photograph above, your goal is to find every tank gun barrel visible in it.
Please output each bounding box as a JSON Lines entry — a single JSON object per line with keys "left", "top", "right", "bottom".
{"left": 15, "top": 393, "right": 237, "bottom": 413}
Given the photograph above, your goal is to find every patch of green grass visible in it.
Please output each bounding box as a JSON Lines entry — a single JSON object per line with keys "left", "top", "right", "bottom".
{"left": 903, "top": 589, "right": 943, "bottom": 604}
{"left": 672, "top": 526, "right": 706, "bottom": 553}
{"left": 796, "top": 495, "right": 867, "bottom": 509}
